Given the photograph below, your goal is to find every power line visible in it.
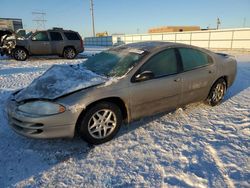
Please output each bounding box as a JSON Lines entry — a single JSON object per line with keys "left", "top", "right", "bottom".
{"left": 32, "top": 11, "right": 47, "bottom": 30}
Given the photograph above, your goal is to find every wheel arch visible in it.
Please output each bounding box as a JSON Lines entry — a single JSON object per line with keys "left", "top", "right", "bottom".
{"left": 207, "top": 75, "right": 228, "bottom": 99}
{"left": 75, "top": 97, "right": 129, "bottom": 134}
{"left": 212, "top": 76, "right": 228, "bottom": 89}
{"left": 62, "top": 45, "right": 77, "bottom": 57}
{"left": 14, "top": 45, "right": 29, "bottom": 54}
{"left": 63, "top": 45, "right": 76, "bottom": 52}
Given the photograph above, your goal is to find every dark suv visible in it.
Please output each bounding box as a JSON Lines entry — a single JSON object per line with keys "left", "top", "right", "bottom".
{"left": 1, "top": 28, "right": 84, "bottom": 61}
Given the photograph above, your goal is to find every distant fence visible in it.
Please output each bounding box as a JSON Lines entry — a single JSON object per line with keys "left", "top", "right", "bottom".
{"left": 84, "top": 36, "right": 113, "bottom": 46}
{"left": 84, "top": 28, "right": 250, "bottom": 50}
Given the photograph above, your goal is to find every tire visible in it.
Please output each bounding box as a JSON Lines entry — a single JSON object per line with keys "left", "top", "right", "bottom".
{"left": 63, "top": 47, "right": 77, "bottom": 59}
{"left": 12, "top": 47, "right": 28, "bottom": 61}
{"left": 207, "top": 78, "right": 227, "bottom": 106}
{"left": 78, "top": 102, "right": 122, "bottom": 145}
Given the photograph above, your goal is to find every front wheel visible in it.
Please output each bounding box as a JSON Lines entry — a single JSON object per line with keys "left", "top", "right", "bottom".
{"left": 63, "top": 47, "right": 77, "bottom": 59}
{"left": 207, "top": 78, "right": 227, "bottom": 106}
{"left": 77, "top": 102, "right": 122, "bottom": 145}
{"left": 12, "top": 48, "right": 28, "bottom": 61}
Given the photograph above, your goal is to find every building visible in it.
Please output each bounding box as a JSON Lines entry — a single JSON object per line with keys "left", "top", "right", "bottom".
{"left": 148, "top": 26, "right": 200, "bottom": 33}
{"left": 0, "top": 18, "right": 23, "bottom": 31}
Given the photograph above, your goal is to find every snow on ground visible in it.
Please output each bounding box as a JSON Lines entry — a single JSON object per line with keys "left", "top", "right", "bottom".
{"left": 0, "top": 51, "right": 249, "bottom": 187}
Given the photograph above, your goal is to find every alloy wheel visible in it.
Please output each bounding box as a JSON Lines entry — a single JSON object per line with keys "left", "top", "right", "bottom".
{"left": 15, "top": 49, "right": 27, "bottom": 60}
{"left": 87, "top": 109, "right": 117, "bottom": 139}
{"left": 65, "top": 49, "right": 76, "bottom": 59}
{"left": 212, "top": 83, "right": 225, "bottom": 103}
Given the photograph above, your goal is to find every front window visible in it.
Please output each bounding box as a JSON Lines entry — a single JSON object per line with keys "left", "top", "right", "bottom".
{"left": 82, "top": 49, "right": 146, "bottom": 77}
{"left": 32, "top": 32, "right": 49, "bottom": 41}
{"left": 139, "top": 49, "right": 178, "bottom": 77}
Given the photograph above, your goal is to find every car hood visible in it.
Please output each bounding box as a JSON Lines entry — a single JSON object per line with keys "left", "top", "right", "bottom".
{"left": 15, "top": 64, "right": 108, "bottom": 102}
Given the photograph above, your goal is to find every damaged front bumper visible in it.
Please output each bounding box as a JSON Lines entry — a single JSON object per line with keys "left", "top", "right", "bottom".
{"left": 6, "top": 97, "right": 80, "bottom": 139}
{"left": 0, "top": 46, "right": 11, "bottom": 56}
{"left": 0, "top": 36, "right": 16, "bottom": 56}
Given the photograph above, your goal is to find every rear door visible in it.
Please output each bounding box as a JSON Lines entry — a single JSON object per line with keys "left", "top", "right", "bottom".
{"left": 29, "top": 31, "right": 51, "bottom": 55}
{"left": 177, "top": 48, "right": 216, "bottom": 106}
{"left": 49, "top": 31, "right": 64, "bottom": 54}
{"left": 129, "top": 48, "right": 182, "bottom": 120}
{"left": 64, "top": 32, "right": 82, "bottom": 52}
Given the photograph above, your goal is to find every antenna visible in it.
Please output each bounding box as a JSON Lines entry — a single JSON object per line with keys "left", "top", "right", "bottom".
{"left": 32, "top": 11, "right": 47, "bottom": 30}
{"left": 90, "top": 0, "right": 96, "bottom": 37}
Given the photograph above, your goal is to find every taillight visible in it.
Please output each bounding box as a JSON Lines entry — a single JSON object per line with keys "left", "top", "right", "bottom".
{"left": 80, "top": 39, "right": 84, "bottom": 48}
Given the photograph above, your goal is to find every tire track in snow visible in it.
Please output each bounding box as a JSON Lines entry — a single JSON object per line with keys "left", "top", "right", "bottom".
{"left": 205, "top": 144, "right": 235, "bottom": 188}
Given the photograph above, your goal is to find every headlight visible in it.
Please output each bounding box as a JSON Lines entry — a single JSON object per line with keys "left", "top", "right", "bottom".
{"left": 17, "top": 101, "right": 65, "bottom": 116}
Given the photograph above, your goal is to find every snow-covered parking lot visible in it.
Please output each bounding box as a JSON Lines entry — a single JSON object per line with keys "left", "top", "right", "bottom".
{"left": 0, "top": 51, "right": 249, "bottom": 187}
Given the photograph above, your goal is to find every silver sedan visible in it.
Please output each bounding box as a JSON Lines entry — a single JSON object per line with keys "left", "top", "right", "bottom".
{"left": 6, "top": 42, "right": 237, "bottom": 144}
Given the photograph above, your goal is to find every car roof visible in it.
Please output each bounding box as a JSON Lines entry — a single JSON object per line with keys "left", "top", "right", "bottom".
{"left": 34, "top": 29, "right": 78, "bottom": 33}
{"left": 113, "top": 41, "right": 190, "bottom": 53}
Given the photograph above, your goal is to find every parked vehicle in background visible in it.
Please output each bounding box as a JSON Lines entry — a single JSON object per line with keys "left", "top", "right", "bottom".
{"left": 6, "top": 42, "right": 237, "bottom": 144}
{"left": 0, "top": 28, "right": 84, "bottom": 61}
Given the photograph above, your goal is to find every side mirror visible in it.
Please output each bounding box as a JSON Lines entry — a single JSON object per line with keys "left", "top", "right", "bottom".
{"left": 134, "top": 71, "right": 154, "bottom": 82}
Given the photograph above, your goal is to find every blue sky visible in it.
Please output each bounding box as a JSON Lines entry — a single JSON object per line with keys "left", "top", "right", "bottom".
{"left": 1, "top": 0, "right": 250, "bottom": 37}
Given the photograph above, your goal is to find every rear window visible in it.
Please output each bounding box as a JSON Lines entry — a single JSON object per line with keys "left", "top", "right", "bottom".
{"left": 50, "top": 32, "right": 63, "bottom": 41}
{"left": 64, "top": 32, "right": 80, "bottom": 40}
{"left": 179, "top": 48, "right": 212, "bottom": 71}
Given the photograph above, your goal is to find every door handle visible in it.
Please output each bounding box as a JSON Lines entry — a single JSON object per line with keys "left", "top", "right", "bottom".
{"left": 208, "top": 70, "right": 213, "bottom": 74}
{"left": 174, "top": 78, "right": 181, "bottom": 82}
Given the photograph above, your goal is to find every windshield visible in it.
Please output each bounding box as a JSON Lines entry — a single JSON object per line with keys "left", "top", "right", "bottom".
{"left": 82, "top": 49, "right": 146, "bottom": 77}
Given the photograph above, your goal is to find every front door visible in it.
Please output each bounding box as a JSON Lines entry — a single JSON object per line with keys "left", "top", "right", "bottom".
{"left": 129, "top": 48, "right": 182, "bottom": 120}
{"left": 29, "top": 31, "right": 51, "bottom": 55}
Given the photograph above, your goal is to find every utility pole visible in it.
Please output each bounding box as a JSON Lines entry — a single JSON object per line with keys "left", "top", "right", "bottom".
{"left": 216, "top": 17, "right": 221, "bottom": 30}
{"left": 243, "top": 17, "right": 246, "bottom": 27}
{"left": 90, "top": 0, "right": 95, "bottom": 37}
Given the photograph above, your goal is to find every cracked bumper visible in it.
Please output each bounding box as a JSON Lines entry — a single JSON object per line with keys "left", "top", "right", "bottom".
{"left": 6, "top": 99, "right": 79, "bottom": 139}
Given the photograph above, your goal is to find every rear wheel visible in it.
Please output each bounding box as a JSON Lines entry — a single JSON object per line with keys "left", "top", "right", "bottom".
{"left": 12, "top": 47, "right": 28, "bottom": 61}
{"left": 63, "top": 47, "right": 77, "bottom": 59}
{"left": 77, "top": 102, "right": 122, "bottom": 145}
{"left": 207, "top": 78, "right": 227, "bottom": 106}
